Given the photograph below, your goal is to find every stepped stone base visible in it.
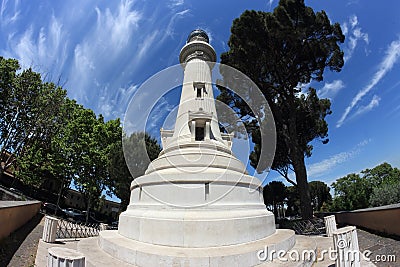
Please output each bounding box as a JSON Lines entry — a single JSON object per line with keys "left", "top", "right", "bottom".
{"left": 96, "top": 229, "right": 301, "bottom": 266}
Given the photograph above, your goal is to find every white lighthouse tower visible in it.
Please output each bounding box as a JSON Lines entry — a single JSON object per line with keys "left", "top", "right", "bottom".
{"left": 99, "top": 29, "right": 296, "bottom": 266}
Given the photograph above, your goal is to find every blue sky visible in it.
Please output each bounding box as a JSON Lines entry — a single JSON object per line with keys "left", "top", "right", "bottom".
{"left": 1, "top": 0, "right": 400, "bottom": 198}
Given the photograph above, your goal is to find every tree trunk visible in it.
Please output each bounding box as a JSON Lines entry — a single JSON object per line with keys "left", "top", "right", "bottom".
{"left": 273, "top": 201, "right": 278, "bottom": 218}
{"left": 286, "top": 104, "right": 313, "bottom": 220}
{"left": 86, "top": 197, "right": 91, "bottom": 223}
{"left": 292, "top": 150, "right": 313, "bottom": 219}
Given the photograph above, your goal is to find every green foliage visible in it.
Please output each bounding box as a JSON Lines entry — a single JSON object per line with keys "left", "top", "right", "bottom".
{"left": 0, "top": 57, "right": 156, "bottom": 218}
{"left": 219, "top": 0, "right": 344, "bottom": 218}
{"left": 309, "top": 181, "right": 332, "bottom": 211}
{"left": 0, "top": 56, "right": 68, "bottom": 188}
{"left": 361, "top": 162, "right": 400, "bottom": 187}
{"left": 285, "top": 185, "right": 300, "bottom": 216}
{"left": 263, "top": 181, "right": 286, "bottom": 218}
{"left": 284, "top": 180, "right": 331, "bottom": 215}
{"left": 331, "top": 173, "right": 371, "bottom": 211}
{"left": 106, "top": 132, "right": 161, "bottom": 210}
{"left": 66, "top": 104, "right": 121, "bottom": 219}
{"left": 369, "top": 181, "right": 400, "bottom": 207}
{"left": 0, "top": 57, "right": 165, "bottom": 220}
{"left": 330, "top": 162, "right": 400, "bottom": 211}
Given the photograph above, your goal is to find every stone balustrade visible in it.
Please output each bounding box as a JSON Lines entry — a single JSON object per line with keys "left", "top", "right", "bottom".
{"left": 99, "top": 223, "right": 108, "bottom": 231}
{"left": 47, "top": 247, "right": 85, "bottom": 267}
{"left": 332, "top": 226, "right": 360, "bottom": 267}
{"left": 324, "top": 215, "right": 337, "bottom": 237}
{"left": 42, "top": 216, "right": 59, "bottom": 243}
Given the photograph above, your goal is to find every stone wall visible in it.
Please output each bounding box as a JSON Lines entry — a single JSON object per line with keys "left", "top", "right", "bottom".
{"left": 316, "top": 203, "right": 400, "bottom": 237}
{"left": 0, "top": 201, "right": 41, "bottom": 240}
{"left": 0, "top": 186, "right": 23, "bottom": 201}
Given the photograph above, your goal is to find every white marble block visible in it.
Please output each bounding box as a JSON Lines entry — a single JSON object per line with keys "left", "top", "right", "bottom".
{"left": 47, "top": 247, "right": 85, "bottom": 267}
{"left": 42, "top": 216, "right": 59, "bottom": 243}
{"left": 333, "top": 226, "right": 360, "bottom": 267}
{"left": 99, "top": 223, "right": 108, "bottom": 231}
{"left": 324, "top": 215, "right": 337, "bottom": 237}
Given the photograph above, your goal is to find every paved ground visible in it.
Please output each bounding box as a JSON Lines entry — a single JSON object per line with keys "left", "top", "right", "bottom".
{"left": 1, "top": 215, "right": 399, "bottom": 266}
{"left": 357, "top": 229, "right": 399, "bottom": 267}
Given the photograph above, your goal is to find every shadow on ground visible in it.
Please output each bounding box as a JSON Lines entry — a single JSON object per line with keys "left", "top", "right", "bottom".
{"left": 0, "top": 213, "right": 43, "bottom": 266}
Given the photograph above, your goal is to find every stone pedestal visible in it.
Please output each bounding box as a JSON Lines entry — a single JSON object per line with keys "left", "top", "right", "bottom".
{"left": 99, "top": 229, "right": 295, "bottom": 266}
{"left": 324, "top": 215, "right": 337, "bottom": 237}
{"left": 47, "top": 247, "right": 85, "bottom": 267}
{"left": 333, "top": 226, "right": 360, "bottom": 267}
{"left": 42, "top": 216, "right": 59, "bottom": 243}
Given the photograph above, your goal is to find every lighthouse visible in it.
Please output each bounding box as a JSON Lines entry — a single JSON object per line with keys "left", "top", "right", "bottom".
{"left": 99, "top": 29, "right": 296, "bottom": 266}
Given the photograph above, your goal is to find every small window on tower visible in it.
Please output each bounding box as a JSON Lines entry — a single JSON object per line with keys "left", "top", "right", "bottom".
{"left": 195, "top": 127, "right": 205, "bottom": 141}
{"left": 194, "top": 82, "right": 205, "bottom": 99}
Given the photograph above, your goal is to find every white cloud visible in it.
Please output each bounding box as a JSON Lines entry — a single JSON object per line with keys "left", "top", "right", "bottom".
{"left": 353, "top": 95, "right": 380, "bottom": 117}
{"left": 337, "top": 37, "right": 400, "bottom": 127}
{"left": 341, "top": 22, "right": 348, "bottom": 36}
{"left": 1, "top": 1, "right": 191, "bottom": 122}
{"left": 169, "top": 0, "right": 184, "bottom": 8}
{"left": 93, "top": 1, "right": 142, "bottom": 56}
{"left": 342, "top": 15, "right": 369, "bottom": 62}
{"left": 96, "top": 0, "right": 141, "bottom": 51}
{"left": 137, "top": 30, "right": 159, "bottom": 60}
{"left": 3, "top": 15, "right": 69, "bottom": 80}
{"left": 349, "top": 14, "right": 358, "bottom": 28}
{"left": 307, "top": 139, "right": 370, "bottom": 178}
{"left": 97, "top": 83, "right": 139, "bottom": 121}
{"left": 318, "top": 80, "right": 345, "bottom": 99}
{"left": 161, "top": 9, "right": 190, "bottom": 42}
{"left": 67, "top": 1, "right": 145, "bottom": 103}
{"left": 0, "top": 0, "right": 20, "bottom": 25}
{"left": 146, "top": 96, "right": 176, "bottom": 131}
{"left": 353, "top": 28, "right": 369, "bottom": 43}
{"left": 267, "top": 0, "right": 275, "bottom": 10}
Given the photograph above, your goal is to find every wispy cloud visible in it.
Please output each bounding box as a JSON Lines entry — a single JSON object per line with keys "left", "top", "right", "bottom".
{"left": 95, "top": 1, "right": 141, "bottom": 51}
{"left": 2, "top": 14, "right": 69, "bottom": 80}
{"left": 267, "top": 0, "right": 275, "bottom": 10}
{"left": 67, "top": 1, "right": 190, "bottom": 116}
{"left": 66, "top": 1, "right": 152, "bottom": 110}
{"left": 160, "top": 9, "right": 190, "bottom": 42}
{"left": 342, "top": 15, "right": 369, "bottom": 62}
{"left": 307, "top": 139, "right": 370, "bottom": 178}
{"left": 352, "top": 95, "right": 380, "bottom": 117}
{"left": 387, "top": 103, "right": 400, "bottom": 119}
{"left": 144, "top": 96, "right": 176, "bottom": 134}
{"left": 169, "top": 0, "right": 184, "bottom": 8}
{"left": 337, "top": 37, "right": 400, "bottom": 127}
{"left": 318, "top": 80, "right": 345, "bottom": 99}
{"left": 0, "top": 0, "right": 20, "bottom": 26}
{"left": 1, "top": 0, "right": 190, "bottom": 122}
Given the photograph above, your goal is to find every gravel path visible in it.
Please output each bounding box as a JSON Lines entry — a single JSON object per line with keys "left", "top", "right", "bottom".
{"left": 357, "top": 229, "right": 400, "bottom": 267}
{"left": 0, "top": 214, "right": 44, "bottom": 267}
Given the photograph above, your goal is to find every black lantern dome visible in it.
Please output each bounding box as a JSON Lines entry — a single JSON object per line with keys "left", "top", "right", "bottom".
{"left": 187, "top": 29, "right": 209, "bottom": 43}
